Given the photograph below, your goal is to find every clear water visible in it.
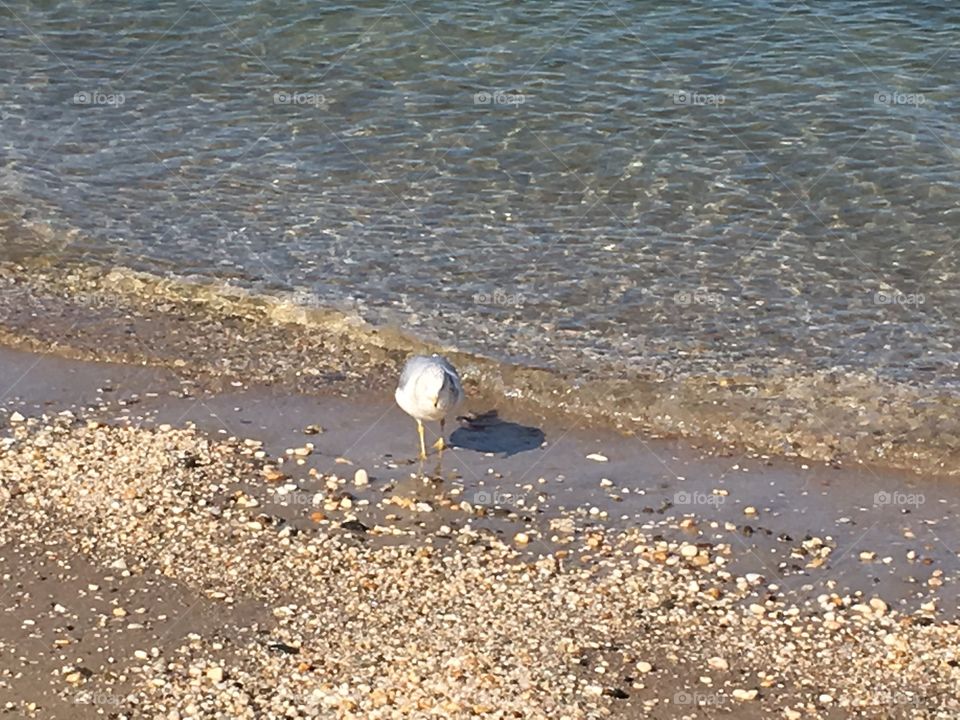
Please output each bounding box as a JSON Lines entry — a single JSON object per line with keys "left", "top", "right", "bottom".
{"left": 2, "top": 0, "right": 960, "bottom": 384}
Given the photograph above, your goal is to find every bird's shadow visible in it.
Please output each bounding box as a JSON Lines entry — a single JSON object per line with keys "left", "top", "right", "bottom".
{"left": 450, "top": 410, "right": 545, "bottom": 457}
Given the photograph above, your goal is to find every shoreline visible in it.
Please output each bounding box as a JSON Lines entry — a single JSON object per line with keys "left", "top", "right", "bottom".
{"left": 1, "top": 259, "right": 960, "bottom": 478}
{"left": 0, "top": 343, "right": 959, "bottom": 718}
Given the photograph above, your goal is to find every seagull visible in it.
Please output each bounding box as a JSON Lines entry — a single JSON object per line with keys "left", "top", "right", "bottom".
{"left": 395, "top": 354, "right": 463, "bottom": 460}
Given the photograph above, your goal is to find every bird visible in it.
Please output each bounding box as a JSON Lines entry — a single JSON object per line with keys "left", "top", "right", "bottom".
{"left": 395, "top": 354, "right": 463, "bottom": 460}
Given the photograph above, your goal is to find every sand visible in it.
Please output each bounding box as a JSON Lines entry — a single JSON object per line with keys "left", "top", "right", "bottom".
{"left": 0, "top": 346, "right": 958, "bottom": 719}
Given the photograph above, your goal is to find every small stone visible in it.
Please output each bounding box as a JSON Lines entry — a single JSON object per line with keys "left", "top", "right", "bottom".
{"left": 635, "top": 661, "right": 653, "bottom": 673}
{"left": 679, "top": 544, "right": 698, "bottom": 558}
{"left": 10, "top": 412, "right": 25, "bottom": 423}
{"left": 585, "top": 453, "right": 608, "bottom": 462}
{"left": 514, "top": 532, "right": 530, "bottom": 545}
{"left": 263, "top": 466, "right": 286, "bottom": 482}
{"left": 354, "top": 469, "right": 369, "bottom": 487}
{"left": 818, "top": 693, "right": 833, "bottom": 704}
{"left": 206, "top": 666, "right": 224, "bottom": 683}
{"left": 744, "top": 506, "right": 757, "bottom": 516}
{"left": 732, "top": 688, "right": 758, "bottom": 701}
{"left": 708, "top": 657, "right": 728, "bottom": 671}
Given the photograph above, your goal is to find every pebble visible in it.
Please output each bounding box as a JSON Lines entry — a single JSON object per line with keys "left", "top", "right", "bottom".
{"left": 707, "top": 657, "right": 728, "bottom": 671}
{"left": 354, "top": 469, "right": 369, "bottom": 486}
{"left": 585, "top": 453, "right": 608, "bottom": 462}
{"left": 1, "top": 407, "right": 955, "bottom": 720}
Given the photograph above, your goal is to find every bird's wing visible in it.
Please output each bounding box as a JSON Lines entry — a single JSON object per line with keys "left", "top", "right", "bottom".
{"left": 397, "top": 355, "right": 431, "bottom": 391}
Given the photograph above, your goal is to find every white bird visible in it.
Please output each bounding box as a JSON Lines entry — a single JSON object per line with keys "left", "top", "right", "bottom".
{"left": 395, "top": 354, "right": 463, "bottom": 460}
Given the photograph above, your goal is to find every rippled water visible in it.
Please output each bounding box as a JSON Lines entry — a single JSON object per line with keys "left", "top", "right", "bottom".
{"left": 2, "top": 0, "right": 960, "bottom": 384}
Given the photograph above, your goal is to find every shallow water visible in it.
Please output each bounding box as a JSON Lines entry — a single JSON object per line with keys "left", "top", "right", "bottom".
{"left": 2, "top": 0, "right": 960, "bottom": 386}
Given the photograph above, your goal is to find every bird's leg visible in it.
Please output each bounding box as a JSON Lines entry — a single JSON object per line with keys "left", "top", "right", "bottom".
{"left": 417, "top": 419, "right": 428, "bottom": 460}
{"left": 432, "top": 417, "right": 447, "bottom": 451}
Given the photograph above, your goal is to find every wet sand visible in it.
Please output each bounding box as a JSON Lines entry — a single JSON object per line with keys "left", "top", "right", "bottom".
{"left": 1, "top": 345, "right": 959, "bottom": 718}
{"left": 3, "top": 260, "right": 960, "bottom": 480}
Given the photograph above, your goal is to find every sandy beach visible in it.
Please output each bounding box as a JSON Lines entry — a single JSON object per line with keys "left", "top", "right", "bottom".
{"left": 4, "top": 1, "right": 960, "bottom": 717}
{"left": 1, "top": 343, "right": 958, "bottom": 719}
